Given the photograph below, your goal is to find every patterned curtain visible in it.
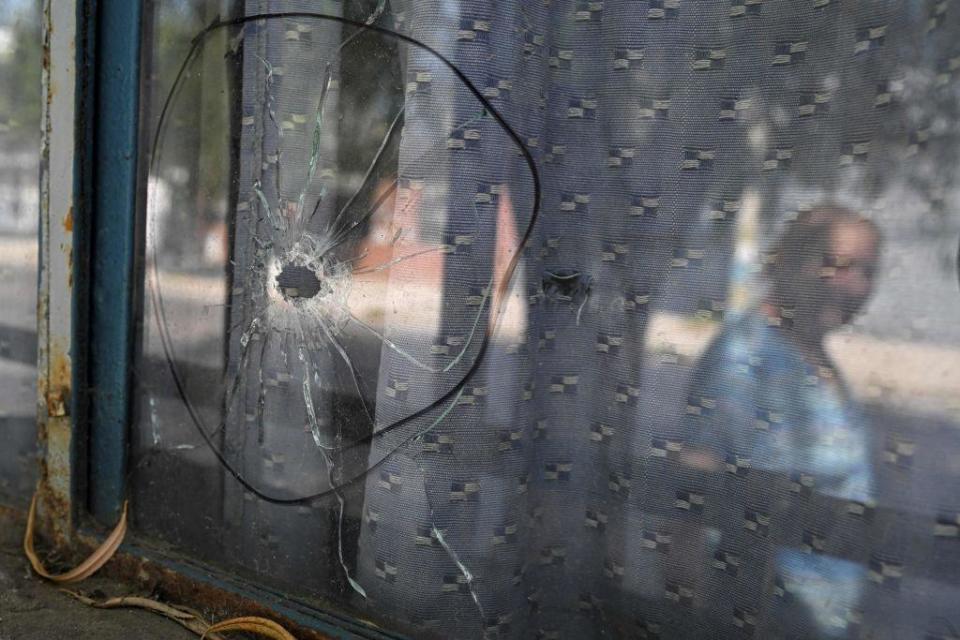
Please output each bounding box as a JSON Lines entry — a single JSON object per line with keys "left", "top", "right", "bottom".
{"left": 219, "top": 1, "right": 960, "bottom": 638}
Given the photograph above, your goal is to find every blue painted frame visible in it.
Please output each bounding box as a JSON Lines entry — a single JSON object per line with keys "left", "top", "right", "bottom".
{"left": 84, "top": 0, "right": 142, "bottom": 523}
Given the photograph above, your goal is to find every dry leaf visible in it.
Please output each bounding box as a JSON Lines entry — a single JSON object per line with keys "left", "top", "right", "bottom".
{"left": 30, "top": 493, "right": 295, "bottom": 640}
{"left": 65, "top": 591, "right": 296, "bottom": 640}
{"left": 202, "top": 616, "right": 298, "bottom": 639}
{"left": 62, "top": 589, "right": 224, "bottom": 638}
{"left": 23, "top": 492, "right": 128, "bottom": 584}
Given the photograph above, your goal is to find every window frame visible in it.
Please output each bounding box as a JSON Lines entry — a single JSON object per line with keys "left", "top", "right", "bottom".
{"left": 33, "top": 3, "right": 398, "bottom": 637}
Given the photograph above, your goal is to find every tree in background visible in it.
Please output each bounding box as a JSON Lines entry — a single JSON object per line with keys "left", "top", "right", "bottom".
{"left": 0, "top": 0, "right": 41, "bottom": 148}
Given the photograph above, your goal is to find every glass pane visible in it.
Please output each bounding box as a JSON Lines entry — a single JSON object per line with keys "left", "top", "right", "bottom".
{"left": 0, "top": 1, "right": 41, "bottom": 506}
{"left": 132, "top": 0, "right": 241, "bottom": 558}
{"left": 131, "top": 0, "right": 536, "bottom": 627}
{"left": 131, "top": 2, "right": 960, "bottom": 639}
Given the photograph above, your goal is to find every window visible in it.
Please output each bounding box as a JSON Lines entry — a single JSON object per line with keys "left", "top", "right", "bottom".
{"left": 6, "top": 1, "right": 960, "bottom": 639}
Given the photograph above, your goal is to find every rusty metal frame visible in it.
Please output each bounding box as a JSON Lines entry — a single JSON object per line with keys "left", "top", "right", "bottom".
{"left": 36, "top": 0, "right": 81, "bottom": 545}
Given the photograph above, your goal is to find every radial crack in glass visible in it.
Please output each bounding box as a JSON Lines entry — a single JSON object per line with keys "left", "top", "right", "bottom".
{"left": 143, "top": 11, "right": 540, "bottom": 515}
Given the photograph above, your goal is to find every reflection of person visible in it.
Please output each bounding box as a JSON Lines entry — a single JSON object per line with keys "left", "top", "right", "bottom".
{"left": 680, "top": 206, "right": 882, "bottom": 638}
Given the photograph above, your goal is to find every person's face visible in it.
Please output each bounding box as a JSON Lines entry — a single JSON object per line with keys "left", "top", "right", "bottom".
{"left": 816, "top": 221, "right": 880, "bottom": 330}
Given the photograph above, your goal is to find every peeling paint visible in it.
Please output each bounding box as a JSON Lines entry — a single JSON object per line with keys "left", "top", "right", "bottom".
{"left": 36, "top": 0, "right": 78, "bottom": 547}
{"left": 45, "top": 342, "right": 70, "bottom": 417}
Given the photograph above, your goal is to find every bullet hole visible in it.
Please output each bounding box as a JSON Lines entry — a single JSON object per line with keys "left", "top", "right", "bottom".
{"left": 276, "top": 263, "right": 326, "bottom": 299}
{"left": 543, "top": 269, "right": 592, "bottom": 304}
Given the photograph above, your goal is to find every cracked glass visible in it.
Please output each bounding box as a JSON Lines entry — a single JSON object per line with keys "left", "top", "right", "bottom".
{"left": 130, "top": 2, "right": 960, "bottom": 639}
{"left": 132, "top": 0, "right": 536, "bottom": 622}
